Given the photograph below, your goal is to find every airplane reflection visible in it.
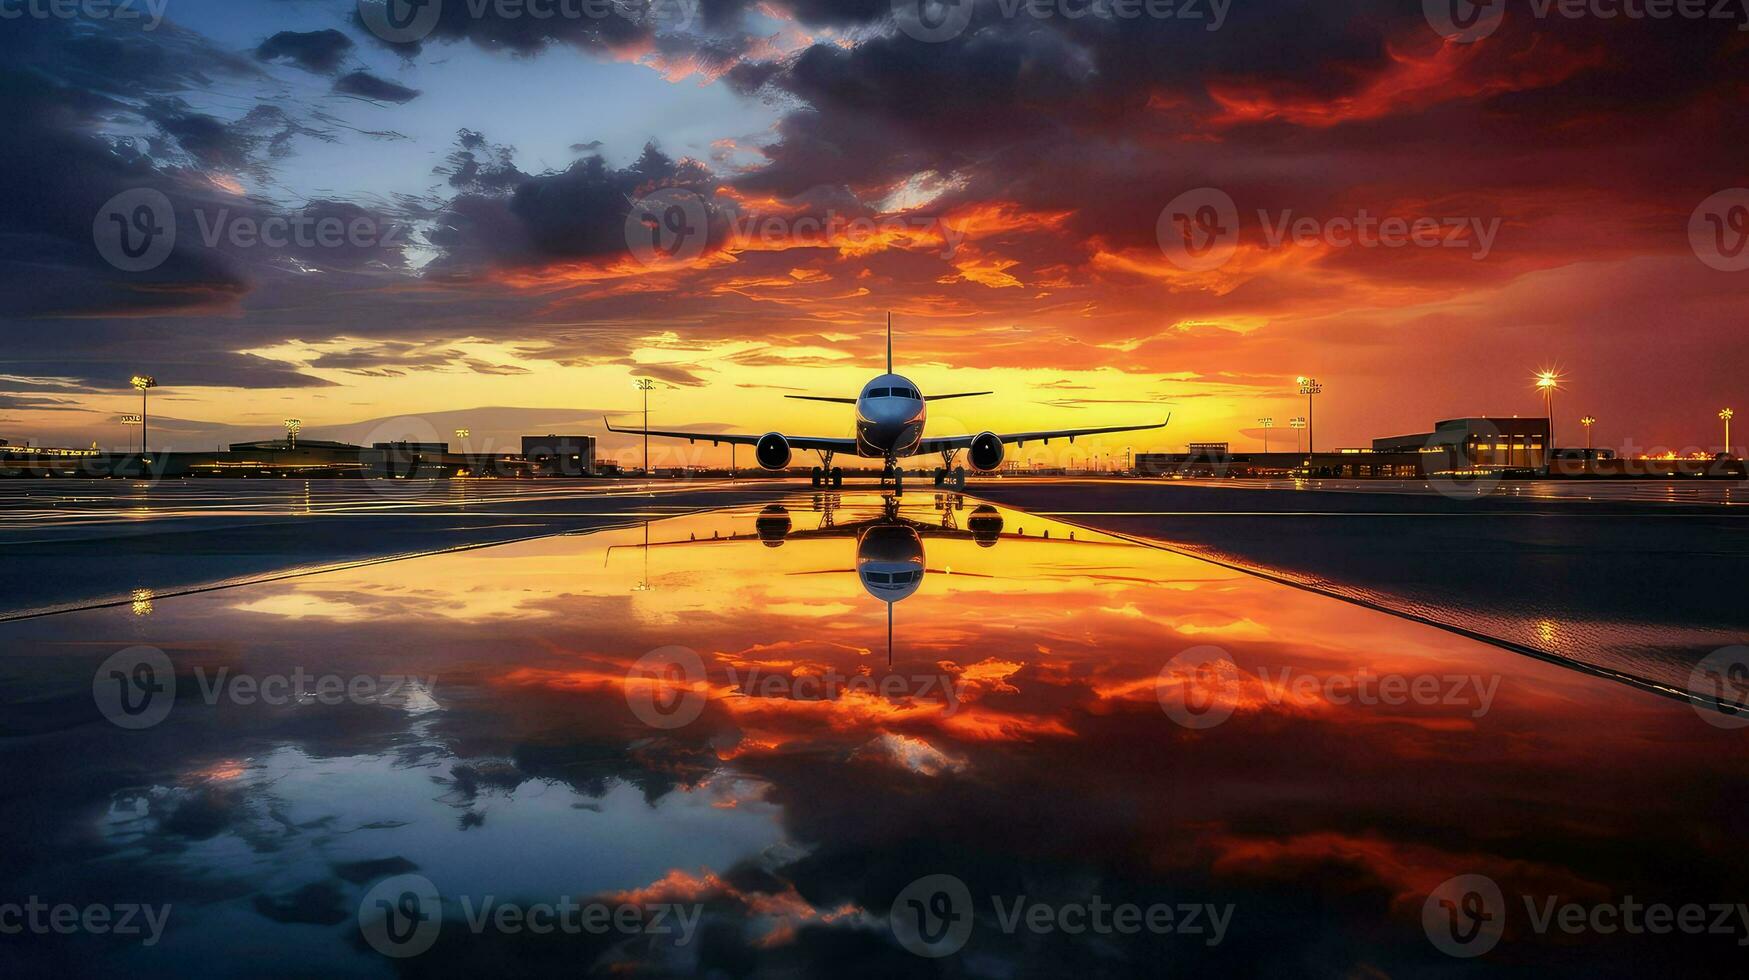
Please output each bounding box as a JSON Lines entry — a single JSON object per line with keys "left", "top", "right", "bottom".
{"left": 612, "top": 493, "right": 1121, "bottom": 663}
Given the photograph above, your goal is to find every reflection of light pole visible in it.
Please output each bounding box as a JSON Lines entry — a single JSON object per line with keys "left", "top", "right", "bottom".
{"left": 130, "top": 375, "right": 157, "bottom": 454}
{"left": 1579, "top": 415, "right": 1596, "bottom": 452}
{"left": 632, "top": 522, "right": 653, "bottom": 592}
{"left": 1290, "top": 416, "right": 1306, "bottom": 454}
{"left": 1258, "top": 417, "right": 1273, "bottom": 453}
{"left": 635, "top": 378, "right": 655, "bottom": 476}
{"left": 1296, "top": 378, "right": 1321, "bottom": 455}
{"left": 283, "top": 418, "right": 301, "bottom": 448}
{"left": 1535, "top": 369, "right": 1561, "bottom": 455}
{"left": 1723, "top": 408, "right": 1735, "bottom": 456}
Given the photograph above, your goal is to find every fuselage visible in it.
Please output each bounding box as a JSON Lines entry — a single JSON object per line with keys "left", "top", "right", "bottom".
{"left": 855, "top": 373, "right": 927, "bottom": 458}
{"left": 856, "top": 522, "right": 925, "bottom": 601}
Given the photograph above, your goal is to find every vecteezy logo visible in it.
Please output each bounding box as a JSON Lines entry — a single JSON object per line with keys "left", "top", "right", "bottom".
{"left": 1155, "top": 644, "right": 1239, "bottom": 729}
{"left": 891, "top": 874, "right": 973, "bottom": 957}
{"left": 93, "top": 189, "right": 175, "bottom": 273}
{"left": 92, "top": 645, "right": 175, "bottom": 730}
{"left": 623, "top": 0, "right": 698, "bottom": 31}
{"left": 625, "top": 645, "right": 708, "bottom": 729}
{"left": 359, "top": 874, "right": 443, "bottom": 958}
{"left": 1422, "top": 873, "right": 1506, "bottom": 957}
{"left": 892, "top": 0, "right": 975, "bottom": 43}
{"left": 358, "top": 0, "right": 443, "bottom": 44}
{"left": 1156, "top": 188, "right": 1239, "bottom": 272}
{"left": 1689, "top": 189, "right": 1749, "bottom": 272}
{"left": 624, "top": 188, "right": 710, "bottom": 267}
{"left": 362, "top": 414, "right": 448, "bottom": 501}
{"left": 1423, "top": 0, "right": 1505, "bottom": 42}
{"left": 1425, "top": 418, "right": 1504, "bottom": 500}
{"left": 1689, "top": 645, "right": 1749, "bottom": 729}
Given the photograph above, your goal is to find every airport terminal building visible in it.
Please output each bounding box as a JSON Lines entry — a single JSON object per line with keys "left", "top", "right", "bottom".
{"left": 1139, "top": 417, "right": 1552, "bottom": 479}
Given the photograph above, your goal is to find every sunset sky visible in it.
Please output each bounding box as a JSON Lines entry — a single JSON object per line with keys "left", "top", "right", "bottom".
{"left": 2, "top": 0, "right": 1746, "bottom": 464}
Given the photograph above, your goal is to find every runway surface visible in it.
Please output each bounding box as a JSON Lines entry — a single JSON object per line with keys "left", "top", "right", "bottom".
{"left": 976, "top": 477, "right": 1749, "bottom": 702}
{"left": 0, "top": 486, "right": 1745, "bottom": 975}
{"left": 0, "top": 479, "right": 792, "bottom": 621}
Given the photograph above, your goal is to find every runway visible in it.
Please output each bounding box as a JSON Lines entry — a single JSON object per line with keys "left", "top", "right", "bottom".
{"left": 975, "top": 477, "right": 1749, "bottom": 703}
{"left": 0, "top": 485, "right": 1745, "bottom": 975}
{"left": 0, "top": 479, "right": 794, "bottom": 621}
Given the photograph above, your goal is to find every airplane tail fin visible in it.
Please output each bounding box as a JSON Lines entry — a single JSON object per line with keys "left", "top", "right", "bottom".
{"left": 886, "top": 312, "right": 892, "bottom": 374}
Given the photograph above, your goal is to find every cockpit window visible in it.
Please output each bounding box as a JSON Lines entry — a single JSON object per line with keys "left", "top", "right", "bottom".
{"left": 868, "top": 387, "right": 891, "bottom": 398}
{"left": 868, "top": 571, "right": 892, "bottom": 583}
{"left": 894, "top": 387, "right": 918, "bottom": 399}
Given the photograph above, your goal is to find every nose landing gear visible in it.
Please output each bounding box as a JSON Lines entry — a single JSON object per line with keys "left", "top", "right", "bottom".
{"left": 881, "top": 459, "right": 904, "bottom": 496}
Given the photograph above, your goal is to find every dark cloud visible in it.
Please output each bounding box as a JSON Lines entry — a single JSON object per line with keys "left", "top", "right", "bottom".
{"left": 616, "top": 361, "right": 711, "bottom": 386}
{"left": 255, "top": 29, "right": 355, "bottom": 73}
{"left": 351, "top": 0, "right": 654, "bottom": 57}
{"left": 429, "top": 134, "right": 721, "bottom": 269}
{"left": 332, "top": 70, "right": 421, "bottom": 103}
{"left": 0, "top": 394, "right": 84, "bottom": 412}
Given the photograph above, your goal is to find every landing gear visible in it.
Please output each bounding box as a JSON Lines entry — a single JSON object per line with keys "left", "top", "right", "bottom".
{"left": 934, "top": 449, "right": 967, "bottom": 491}
{"left": 881, "top": 459, "right": 904, "bottom": 496}
{"left": 931, "top": 466, "right": 968, "bottom": 490}
{"left": 810, "top": 465, "right": 824, "bottom": 487}
{"left": 812, "top": 452, "right": 842, "bottom": 488}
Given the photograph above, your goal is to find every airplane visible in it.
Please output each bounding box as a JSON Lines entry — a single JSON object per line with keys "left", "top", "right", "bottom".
{"left": 605, "top": 315, "right": 1169, "bottom": 492}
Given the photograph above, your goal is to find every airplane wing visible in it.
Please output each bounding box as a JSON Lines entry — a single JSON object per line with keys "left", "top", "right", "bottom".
{"left": 784, "top": 395, "right": 857, "bottom": 404}
{"left": 603, "top": 418, "right": 856, "bottom": 453}
{"left": 915, "top": 414, "right": 1169, "bottom": 454}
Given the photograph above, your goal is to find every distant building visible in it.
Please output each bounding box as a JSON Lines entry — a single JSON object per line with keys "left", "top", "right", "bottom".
{"left": 228, "top": 438, "right": 362, "bottom": 452}
{"left": 371, "top": 442, "right": 448, "bottom": 453}
{"left": 1373, "top": 417, "right": 1548, "bottom": 470}
{"left": 521, "top": 434, "right": 596, "bottom": 476}
{"left": 1138, "top": 417, "right": 1553, "bottom": 479}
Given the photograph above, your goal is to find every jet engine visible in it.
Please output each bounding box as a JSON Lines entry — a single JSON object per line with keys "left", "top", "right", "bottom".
{"left": 755, "top": 505, "right": 791, "bottom": 547}
{"left": 755, "top": 432, "right": 792, "bottom": 470}
{"left": 967, "top": 504, "right": 1004, "bottom": 547}
{"left": 968, "top": 431, "right": 1005, "bottom": 471}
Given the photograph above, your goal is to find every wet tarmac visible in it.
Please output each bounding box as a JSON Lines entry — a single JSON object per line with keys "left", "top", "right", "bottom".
{"left": 1, "top": 488, "right": 1746, "bottom": 976}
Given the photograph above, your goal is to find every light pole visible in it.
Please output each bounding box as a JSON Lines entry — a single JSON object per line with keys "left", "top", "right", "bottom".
{"left": 1257, "top": 417, "right": 1274, "bottom": 453}
{"left": 130, "top": 375, "right": 157, "bottom": 455}
{"left": 1290, "top": 416, "right": 1306, "bottom": 454}
{"left": 455, "top": 427, "right": 469, "bottom": 444}
{"left": 635, "top": 378, "right": 655, "bottom": 476}
{"left": 283, "top": 418, "right": 301, "bottom": 449}
{"left": 1579, "top": 415, "right": 1596, "bottom": 452}
{"left": 1296, "top": 378, "right": 1322, "bottom": 456}
{"left": 1723, "top": 408, "right": 1735, "bottom": 456}
{"left": 1535, "top": 369, "right": 1561, "bottom": 457}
